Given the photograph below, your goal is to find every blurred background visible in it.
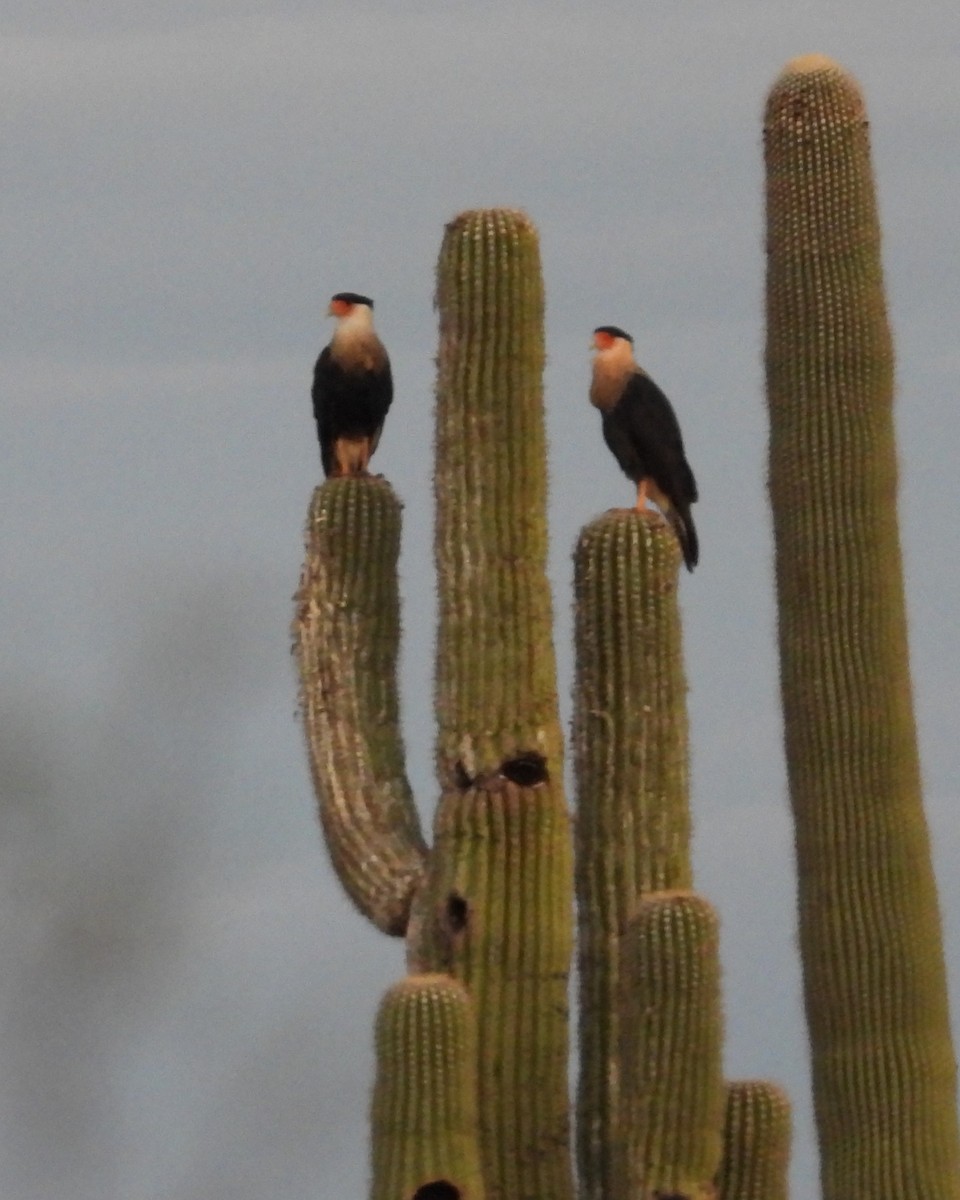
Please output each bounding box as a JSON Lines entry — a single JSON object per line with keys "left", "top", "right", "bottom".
{"left": 3, "top": 3, "right": 959, "bottom": 1196}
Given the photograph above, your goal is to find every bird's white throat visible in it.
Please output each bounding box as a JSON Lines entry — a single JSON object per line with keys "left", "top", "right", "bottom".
{"left": 332, "top": 303, "right": 375, "bottom": 342}
{"left": 331, "top": 304, "right": 386, "bottom": 371}
{"left": 590, "top": 340, "right": 637, "bottom": 411}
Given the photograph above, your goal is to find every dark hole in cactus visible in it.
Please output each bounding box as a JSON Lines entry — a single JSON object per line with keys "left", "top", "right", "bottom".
{"left": 444, "top": 892, "right": 469, "bottom": 934}
{"left": 412, "top": 1181, "right": 461, "bottom": 1200}
{"left": 499, "top": 751, "right": 549, "bottom": 787}
{"left": 452, "top": 760, "right": 474, "bottom": 788}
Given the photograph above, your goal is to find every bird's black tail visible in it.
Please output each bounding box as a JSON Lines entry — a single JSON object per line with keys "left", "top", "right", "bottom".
{"left": 668, "top": 505, "right": 699, "bottom": 572}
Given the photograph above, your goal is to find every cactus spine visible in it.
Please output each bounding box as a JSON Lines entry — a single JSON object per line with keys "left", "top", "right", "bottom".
{"left": 765, "top": 54, "right": 960, "bottom": 1198}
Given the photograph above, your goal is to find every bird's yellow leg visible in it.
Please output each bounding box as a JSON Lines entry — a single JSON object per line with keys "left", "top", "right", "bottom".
{"left": 635, "top": 478, "right": 648, "bottom": 511}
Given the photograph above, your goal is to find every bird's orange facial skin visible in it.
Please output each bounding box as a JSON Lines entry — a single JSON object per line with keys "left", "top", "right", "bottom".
{"left": 593, "top": 330, "right": 616, "bottom": 351}
{"left": 328, "top": 298, "right": 352, "bottom": 318}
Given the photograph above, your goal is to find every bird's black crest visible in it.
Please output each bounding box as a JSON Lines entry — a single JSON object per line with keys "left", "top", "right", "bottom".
{"left": 594, "top": 325, "right": 633, "bottom": 343}
{"left": 331, "top": 291, "right": 374, "bottom": 308}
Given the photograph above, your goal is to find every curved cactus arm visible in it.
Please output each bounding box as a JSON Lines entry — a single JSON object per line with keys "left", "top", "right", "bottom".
{"left": 573, "top": 510, "right": 693, "bottom": 1200}
{"left": 765, "top": 55, "right": 960, "bottom": 1197}
{"left": 619, "top": 890, "right": 725, "bottom": 1200}
{"left": 370, "top": 975, "right": 486, "bottom": 1200}
{"left": 717, "top": 1081, "right": 791, "bottom": 1200}
{"left": 293, "top": 478, "right": 428, "bottom": 936}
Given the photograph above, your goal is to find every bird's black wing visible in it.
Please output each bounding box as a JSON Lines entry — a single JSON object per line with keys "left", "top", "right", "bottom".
{"left": 366, "top": 356, "right": 393, "bottom": 456}
{"left": 311, "top": 348, "right": 393, "bottom": 476}
{"left": 311, "top": 346, "right": 339, "bottom": 476}
{"left": 617, "top": 371, "right": 698, "bottom": 504}
{"left": 605, "top": 370, "right": 699, "bottom": 569}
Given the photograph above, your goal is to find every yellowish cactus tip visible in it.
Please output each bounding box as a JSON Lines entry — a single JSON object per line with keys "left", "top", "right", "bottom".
{"left": 446, "top": 207, "right": 532, "bottom": 235}
{"left": 766, "top": 52, "right": 866, "bottom": 125}
{"left": 388, "top": 973, "right": 467, "bottom": 999}
{"left": 783, "top": 52, "right": 841, "bottom": 75}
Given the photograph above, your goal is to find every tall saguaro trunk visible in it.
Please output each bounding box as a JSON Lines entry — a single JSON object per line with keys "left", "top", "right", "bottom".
{"left": 764, "top": 53, "right": 960, "bottom": 1200}
{"left": 424, "top": 209, "right": 574, "bottom": 1200}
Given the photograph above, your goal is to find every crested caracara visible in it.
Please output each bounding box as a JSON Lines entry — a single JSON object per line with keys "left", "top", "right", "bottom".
{"left": 311, "top": 292, "right": 393, "bottom": 477}
{"left": 590, "top": 325, "right": 699, "bottom": 570}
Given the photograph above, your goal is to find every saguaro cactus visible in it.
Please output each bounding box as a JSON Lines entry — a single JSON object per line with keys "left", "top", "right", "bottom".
{"left": 296, "top": 205, "right": 792, "bottom": 1200}
{"left": 294, "top": 209, "right": 573, "bottom": 1200}
{"left": 572, "top": 510, "right": 764, "bottom": 1200}
{"left": 432, "top": 208, "right": 562, "bottom": 778}
{"left": 419, "top": 209, "right": 574, "bottom": 1200}
{"left": 573, "top": 513, "right": 695, "bottom": 1199}
{"left": 619, "top": 890, "right": 724, "bottom": 1199}
{"left": 717, "top": 1081, "right": 792, "bottom": 1200}
{"left": 370, "top": 975, "right": 485, "bottom": 1200}
{"left": 765, "top": 53, "right": 960, "bottom": 1198}
{"left": 295, "top": 478, "right": 427, "bottom": 935}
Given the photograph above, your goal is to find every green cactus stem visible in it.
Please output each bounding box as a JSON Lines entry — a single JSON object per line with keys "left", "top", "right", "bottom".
{"left": 618, "top": 890, "right": 724, "bottom": 1200}
{"left": 293, "top": 478, "right": 427, "bottom": 935}
{"left": 765, "top": 54, "right": 960, "bottom": 1198}
{"left": 572, "top": 510, "right": 692, "bottom": 1200}
{"left": 717, "top": 1081, "right": 791, "bottom": 1200}
{"left": 370, "top": 974, "right": 486, "bottom": 1200}
{"left": 421, "top": 208, "right": 573, "bottom": 1200}
{"left": 416, "top": 778, "right": 573, "bottom": 1200}
{"left": 433, "top": 208, "right": 562, "bottom": 781}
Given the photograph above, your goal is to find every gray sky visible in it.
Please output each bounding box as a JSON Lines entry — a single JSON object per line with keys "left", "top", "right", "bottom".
{"left": 3, "top": 3, "right": 959, "bottom": 1197}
